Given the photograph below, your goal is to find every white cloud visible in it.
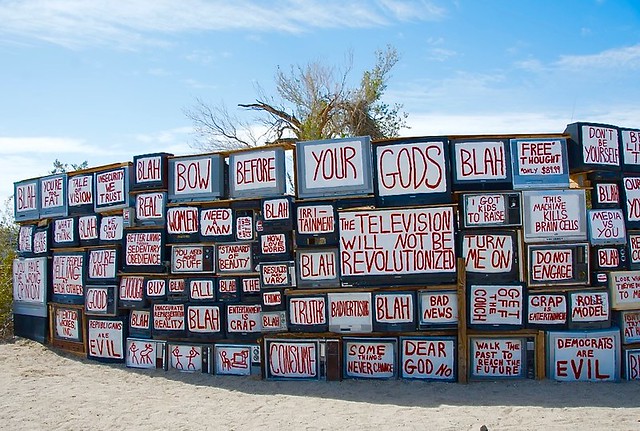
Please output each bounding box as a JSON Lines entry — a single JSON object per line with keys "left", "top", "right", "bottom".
{"left": 555, "top": 44, "right": 640, "bottom": 70}
{"left": 0, "top": 0, "right": 448, "bottom": 49}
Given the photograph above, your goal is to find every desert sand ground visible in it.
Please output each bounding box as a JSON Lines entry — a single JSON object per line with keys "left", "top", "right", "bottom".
{"left": 1, "top": 338, "right": 639, "bottom": 431}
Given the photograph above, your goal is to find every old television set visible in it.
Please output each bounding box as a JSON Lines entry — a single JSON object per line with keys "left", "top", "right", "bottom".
{"left": 521, "top": 189, "right": 587, "bottom": 243}
{"left": 216, "top": 277, "right": 241, "bottom": 302}
{"left": 86, "top": 316, "right": 128, "bottom": 363}
{"left": 199, "top": 207, "right": 234, "bottom": 242}
{"left": 459, "top": 229, "right": 520, "bottom": 283}
{"left": 186, "top": 303, "right": 225, "bottom": 339}
{"left": 262, "top": 288, "right": 286, "bottom": 312}
{"left": 216, "top": 243, "right": 254, "bottom": 274}
{"left": 591, "top": 244, "right": 628, "bottom": 286}
{"left": 17, "top": 224, "right": 34, "bottom": 255}
{"left": 567, "top": 290, "right": 611, "bottom": 330}
{"left": 126, "top": 337, "right": 166, "bottom": 370}
{"left": 152, "top": 303, "right": 186, "bottom": 339}
{"left": 510, "top": 137, "right": 569, "bottom": 190}
{"left": 339, "top": 206, "right": 457, "bottom": 287}
{"left": 51, "top": 251, "right": 86, "bottom": 305}
{"left": 32, "top": 225, "right": 50, "bottom": 256}
{"left": 373, "top": 136, "right": 452, "bottom": 207}
{"left": 12, "top": 256, "right": 49, "bottom": 342}
{"left": 342, "top": 337, "right": 398, "bottom": 380}
{"left": 565, "top": 122, "right": 620, "bottom": 172}
{"left": 134, "top": 191, "right": 167, "bottom": 226}
{"left": 327, "top": 292, "right": 373, "bottom": 333}
{"left": 187, "top": 278, "right": 216, "bottom": 302}
{"left": 526, "top": 293, "right": 567, "bottom": 329}
{"left": 621, "top": 127, "right": 640, "bottom": 173}
{"left": 167, "top": 343, "right": 211, "bottom": 373}
{"left": 622, "top": 176, "right": 640, "bottom": 229}
{"left": 226, "top": 303, "right": 263, "bottom": 339}
{"left": 213, "top": 344, "right": 261, "bottom": 376}
{"left": 257, "top": 232, "right": 293, "bottom": 262}
{"left": 84, "top": 285, "right": 118, "bottom": 317}
{"left": 260, "top": 261, "right": 295, "bottom": 289}
{"left": 168, "top": 154, "right": 225, "bottom": 203}
{"left": 144, "top": 277, "right": 167, "bottom": 302}
{"left": 39, "top": 173, "right": 68, "bottom": 218}
{"left": 119, "top": 275, "right": 147, "bottom": 309}
{"left": 167, "top": 278, "right": 188, "bottom": 302}
{"left": 50, "top": 303, "right": 85, "bottom": 353}
{"left": 591, "top": 180, "right": 621, "bottom": 209}
{"left": 261, "top": 310, "right": 288, "bottom": 333}
{"left": 400, "top": 336, "right": 457, "bottom": 381}
{"left": 588, "top": 209, "right": 626, "bottom": 246}
{"left": 372, "top": 291, "right": 416, "bottom": 332}
{"left": 234, "top": 209, "right": 255, "bottom": 241}
{"left": 94, "top": 165, "right": 133, "bottom": 213}
{"left": 469, "top": 337, "right": 529, "bottom": 380}
{"left": 619, "top": 310, "right": 640, "bottom": 344}
{"left": 260, "top": 196, "right": 294, "bottom": 232}
{"left": 128, "top": 310, "right": 153, "bottom": 339}
{"left": 171, "top": 244, "right": 214, "bottom": 274}
{"left": 132, "top": 152, "right": 172, "bottom": 190}
{"left": 296, "top": 136, "right": 374, "bottom": 199}
{"left": 417, "top": 290, "right": 458, "bottom": 329}
{"left": 166, "top": 206, "right": 200, "bottom": 243}
{"left": 450, "top": 138, "right": 512, "bottom": 191}
{"left": 467, "top": 284, "right": 525, "bottom": 330}
{"left": 228, "top": 147, "right": 287, "bottom": 198}
{"left": 14, "top": 179, "right": 39, "bottom": 221}
{"left": 628, "top": 231, "right": 640, "bottom": 269}
{"left": 78, "top": 214, "right": 100, "bottom": 246}
{"left": 287, "top": 294, "right": 328, "bottom": 333}
{"left": 264, "top": 339, "right": 321, "bottom": 381}
{"left": 86, "top": 247, "right": 120, "bottom": 284}
{"left": 240, "top": 277, "right": 261, "bottom": 301}
{"left": 460, "top": 192, "right": 521, "bottom": 229}
{"left": 122, "top": 228, "right": 166, "bottom": 273}
{"left": 526, "top": 243, "right": 589, "bottom": 287}
{"left": 52, "top": 216, "right": 79, "bottom": 247}
{"left": 295, "top": 201, "right": 339, "bottom": 247}
{"left": 295, "top": 248, "right": 340, "bottom": 289}
{"left": 67, "top": 173, "right": 94, "bottom": 215}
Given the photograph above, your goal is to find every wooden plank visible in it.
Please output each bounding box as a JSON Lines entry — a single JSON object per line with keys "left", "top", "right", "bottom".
{"left": 457, "top": 257, "right": 468, "bottom": 384}
{"left": 536, "top": 330, "right": 546, "bottom": 380}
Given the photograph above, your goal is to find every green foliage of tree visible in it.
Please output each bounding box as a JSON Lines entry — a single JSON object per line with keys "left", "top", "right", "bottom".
{"left": 0, "top": 197, "right": 17, "bottom": 340}
{"left": 185, "top": 45, "right": 408, "bottom": 151}
{"left": 51, "top": 159, "right": 89, "bottom": 174}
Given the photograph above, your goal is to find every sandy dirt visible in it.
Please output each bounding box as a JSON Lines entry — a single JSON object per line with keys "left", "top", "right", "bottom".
{"left": 1, "top": 338, "right": 639, "bottom": 431}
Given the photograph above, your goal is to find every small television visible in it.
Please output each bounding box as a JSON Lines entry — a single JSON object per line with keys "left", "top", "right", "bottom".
{"left": 417, "top": 290, "right": 458, "bottom": 329}
{"left": 373, "top": 137, "right": 452, "bottom": 207}
{"left": 460, "top": 192, "right": 521, "bottom": 229}
{"left": 565, "top": 122, "right": 620, "bottom": 172}
{"left": 199, "top": 207, "right": 234, "bottom": 242}
{"left": 186, "top": 303, "right": 225, "bottom": 339}
{"left": 166, "top": 206, "right": 200, "bottom": 243}
{"left": 94, "top": 165, "right": 132, "bottom": 213}
{"left": 234, "top": 210, "right": 255, "bottom": 241}
{"left": 84, "top": 285, "right": 118, "bottom": 317}
{"left": 622, "top": 176, "right": 640, "bottom": 228}
{"left": 295, "top": 248, "right": 340, "bottom": 288}
{"left": 287, "top": 295, "right": 328, "bottom": 333}
{"left": 521, "top": 189, "right": 587, "bottom": 243}
{"left": 261, "top": 288, "right": 286, "bottom": 312}
{"left": 295, "top": 201, "right": 339, "bottom": 247}
{"left": 216, "top": 277, "right": 241, "bottom": 302}
{"left": 152, "top": 303, "right": 186, "bottom": 338}
{"left": 86, "top": 247, "right": 120, "bottom": 284}
{"left": 343, "top": 337, "right": 398, "bottom": 380}
{"left": 450, "top": 138, "right": 512, "bottom": 191}
{"left": 132, "top": 152, "right": 172, "bottom": 190}
{"left": 260, "top": 261, "right": 295, "bottom": 289}
{"left": 372, "top": 291, "right": 416, "bottom": 332}
{"left": 14, "top": 179, "right": 39, "bottom": 221}
{"left": 588, "top": 209, "right": 626, "bottom": 245}
{"left": 122, "top": 229, "right": 166, "bottom": 273}
{"left": 119, "top": 275, "right": 147, "bottom": 309}
{"left": 52, "top": 217, "right": 79, "bottom": 248}
{"left": 32, "top": 225, "right": 50, "bottom": 256}
{"left": 608, "top": 271, "right": 640, "bottom": 310}
{"left": 621, "top": 127, "right": 640, "bottom": 173}
{"left": 226, "top": 303, "right": 262, "bottom": 338}
{"left": 228, "top": 147, "right": 286, "bottom": 198}
{"left": 467, "top": 284, "right": 525, "bottom": 330}
{"left": 134, "top": 191, "right": 166, "bottom": 226}
{"left": 296, "top": 136, "right": 374, "bottom": 199}
{"left": 470, "top": 337, "right": 528, "bottom": 380}
{"left": 78, "top": 214, "right": 100, "bottom": 246}
{"left": 567, "top": 290, "right": 610, "bottom": 329}
{"left": 527, "top": 243, "right": 589, "bottom": 287}
{"left": 17, "top": 224, "right": 34, "bottom": 256}
{"left": 510, "top": 137, "right": 569, "bottom": 189}
{"left": 87, "top": 316, "right": 128, "bottom": 363}
{"left": 216, "top": 243, "right": 254, "bottom": 274}
{"left": 187, "top": 278, "right": 216, "bottom": 302}
{"left": 619, "top": 310, "right": 640, "bottom": 344}
{"left": 51, "top": 251, "right": 85, "bottom": 305}
{"left": 257, "top": 232, "right": 293, "bottom": 262}
{"left": 171, "top": 244, "right": 215, "bottom": 274}
{"left": 126, "top": 337, "right": 166, "bottom": 369}
{"left": 591, "top": 244, "right": 628, "bottom": 286}
{"left": 144, "top": 277, "right": 167, "bottom": 302}
{"left": 327, "top": 292, "right": 372, "bottom": 333}
{"left": 591, "top": 181, "right": 621, "bottom": 209}
{"left": 67, "top": 173, "right": 94, "bottom": 215}
{"left": 167, "top": 278, "right": 188, "bottom": 302}
{"left": 260, "top": 197, "right": 293, "bottom": 232}
{"left": 39, "top": 173, "right": 68, "bottom": 218}
{"left": 261, "top": 310, "right": 288, "bottom": 333}
{"left": 168, "top": 154, "right": 225, "bottom": 203}
{"left": 400, "top": 336, "right": 457, "bottom": 381}
{"left": 526, "top": 293, "right": 567, "bottom": 329}
{"left": 264, "top": 339, "right": 320, "bottom": 380}
{"left": 240, "top": 277, "right": 261, "bottom": 301}
{"left": 459, "top": 229, "right": 520, "bottom": 283}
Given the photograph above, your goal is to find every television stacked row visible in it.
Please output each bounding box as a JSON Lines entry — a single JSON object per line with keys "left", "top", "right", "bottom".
{"left": 11, "top": 122, "right": 640, "bottom": 381}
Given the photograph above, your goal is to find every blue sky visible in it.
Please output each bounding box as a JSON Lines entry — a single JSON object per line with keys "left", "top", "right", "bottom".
{"left": 1, "top": 0, "right": 639, "bottom": 203}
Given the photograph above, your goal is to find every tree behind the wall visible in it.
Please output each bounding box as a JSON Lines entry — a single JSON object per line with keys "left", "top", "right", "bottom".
{"left": 0, "top": 197, "right": 17, "bottom": 340}
{"left": 185, "top": 45, "right": 408, "bottom": 151}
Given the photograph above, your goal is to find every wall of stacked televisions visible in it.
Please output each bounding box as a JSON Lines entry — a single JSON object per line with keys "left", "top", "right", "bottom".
{"left": 11, "top": 121, "right": 640, "bottom": 381}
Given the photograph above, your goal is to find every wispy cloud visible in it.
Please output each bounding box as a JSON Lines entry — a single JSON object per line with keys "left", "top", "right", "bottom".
{"left": 555, "top": 44, "right": 640, "bottom": 70}
{"left": 0, "top": 0, "right": 448, "bottom": 49}
{"left": 0, "top": 136, "right": 110, "bottom": 155}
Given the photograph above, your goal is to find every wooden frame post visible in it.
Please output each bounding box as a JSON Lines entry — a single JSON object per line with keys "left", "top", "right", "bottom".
{"left": 457, "top": 257, "right": 468, "bottom": 383}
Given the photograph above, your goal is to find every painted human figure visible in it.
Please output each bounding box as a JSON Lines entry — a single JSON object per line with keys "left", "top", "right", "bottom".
{"left": 186, "top": 346, "right": 201, "bottom": 370}
{"left": 172, "top": 345, "right": 184, "bottom": 370}
{"left": 128, "top": 342, "right": 140, "bottom": 364}
{"left": 139, "top": 343, "right": 154, "bottom": 365}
